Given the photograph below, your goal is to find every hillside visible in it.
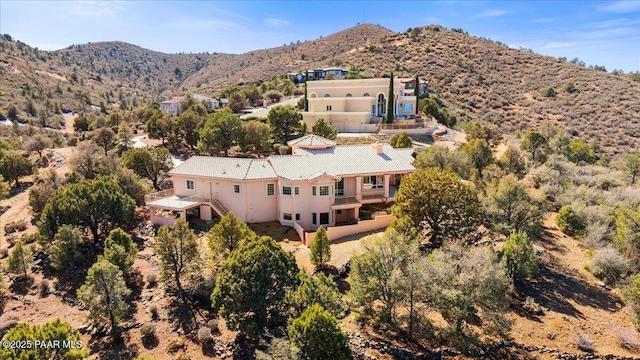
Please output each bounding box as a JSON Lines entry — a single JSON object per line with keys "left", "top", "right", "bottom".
{"left": 0, "top": 36, "right": 231, "bottom": 123}
{"left": 1, "top": 24, "right": 640, "bottom": 153}
{"left": 187, "top": 25, "right": 640, "bottom": 154}
{"left": 180, "top": 24, "right": 393, "bottom": 92}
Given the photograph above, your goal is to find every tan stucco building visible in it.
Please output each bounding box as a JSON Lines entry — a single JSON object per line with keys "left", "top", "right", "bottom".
{"left": 302, "top": 78, "right": 422, "bottom": 133}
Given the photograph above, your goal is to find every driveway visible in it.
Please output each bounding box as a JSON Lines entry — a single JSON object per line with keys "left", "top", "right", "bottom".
{"left": 240, "top": 96, "right": 302, "bottom": 119}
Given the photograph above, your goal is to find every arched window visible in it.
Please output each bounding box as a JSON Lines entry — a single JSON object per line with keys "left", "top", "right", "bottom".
{"left": 363, "top": 93, "right": 370, "bottom": 97}
{"left": 324, "top": 94, "right": 330, "bottom": 97}
{"left": 346, "top": 93, "right": 352, "bottom": 97}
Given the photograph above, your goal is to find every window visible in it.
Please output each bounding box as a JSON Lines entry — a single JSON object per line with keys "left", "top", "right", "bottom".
{"left": 364, "top": 93, "right": 370, "bottom": 97}
{"left": 335, "top": 179, "right": 344, "bottom": 196}
{"left": 294, "top": 187, "right": 299, "bottom": 195}
{"left": 283, "top": 213, "right": 292, "bottom": 220}
{"left": 326, "top": 105, "right": 332, "bottom": 111}
{"left": 346, "top": 93, "right": 352, "bottom": 97}
{"left": 312, "top": 213, "right": 317, "bottom": 225}
{"left": 324, "top": 94, "right": 330, "bottom": 97}
{"left": 402, "top": 103, "right": 413, "bottom": 112}
{"left": 336, "top": 209, "right": 342, "bottom": 214}
{"left": 282, "top": 186, "right": 292, "bottom": 195}
{"left": 234, "top": 184, "right": 240, "bottom": 194}
{"left": 319, "top": 185, "right": 330, "bottom": 196}
{"left": 295, "top": 213, "right": 301, "bottom": 221}
{"left": 267, "top": 183, "right": 275, "bottom": 196}
{"left": 320, "top": 212, "right": 329, "bottom": 225}
{"left": 364, "top": 175, "right": 384, "bottom": 190}
{"left": 312, "top": 186, "right": 317, "bottom": 196}
{"left": 186, "top": 180, "right": 194, "bottom": 190}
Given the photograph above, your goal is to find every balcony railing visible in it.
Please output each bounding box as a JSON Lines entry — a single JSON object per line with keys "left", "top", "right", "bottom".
{"left": 333, "top": 196, "right": 360, "bottom": 206}
{"left": 144, "top": 189, "right": 174, "bottom": 204}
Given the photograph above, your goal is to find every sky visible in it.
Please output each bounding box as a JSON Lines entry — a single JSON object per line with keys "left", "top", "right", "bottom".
{"left": 1, "top": 1, "right": 639, "bottom": 72}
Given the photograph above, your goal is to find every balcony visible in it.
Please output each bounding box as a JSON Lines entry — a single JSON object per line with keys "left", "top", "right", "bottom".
{"left": 145, "top": 192, "right": 208, "bottom": 211}
{"left": 331, "top": 196, "right": 361, "bottom": 210}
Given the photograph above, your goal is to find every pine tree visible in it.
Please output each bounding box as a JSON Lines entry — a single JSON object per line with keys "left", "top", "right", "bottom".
{"left": 309, "top": 226, "right": 331, "bottom": 268}
{"left": 102, "top": 228, "right": 138, "bottom": 278}
{"left": 77, "top": 259, "right": 131, "bottom": 328}
{"left": 289, "top": 304, "right": 352, "bottom": 360}
{"left": 212, "top": 236, "right": 299, "bottom": 338}
{"left": 154, "top": 218, "right": 201, "bottom": 294}
{"left": 8, "top": 241, "right": 33, "bottom": 279}
{"left": 387, "top": 71, "right": 395, "bottom": 123}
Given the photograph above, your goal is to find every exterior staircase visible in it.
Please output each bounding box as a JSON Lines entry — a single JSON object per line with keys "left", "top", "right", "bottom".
{"left": 209, "top": 198, "right": 229, "bottom": 217}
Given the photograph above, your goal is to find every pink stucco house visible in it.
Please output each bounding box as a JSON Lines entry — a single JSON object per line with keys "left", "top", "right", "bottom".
{"left": 144, "top": 135, "right": 416, "bottom": 244}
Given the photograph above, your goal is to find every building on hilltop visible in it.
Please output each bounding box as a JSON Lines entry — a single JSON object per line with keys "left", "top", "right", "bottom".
{"left": 287, "top": 67, "right": 349, "bottom": 82}
{"left": 144, "top": 134, "right": 416, "bottom": 245}
{"left": 160, "top": 93, "right": 219, "bottom": 115}
{"left": 302, "top": 78, "right": 427, "bottom": 133}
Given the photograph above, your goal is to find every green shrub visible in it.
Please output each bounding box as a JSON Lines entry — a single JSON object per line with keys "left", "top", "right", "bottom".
{"left": 502, "top": 231, "right": 538, "bottom": 280}
{"left": 556, "top": 205, "right": 585, "bottom": 236}
{"left": 289, "top": 304, "right": 352, "bottom": 360}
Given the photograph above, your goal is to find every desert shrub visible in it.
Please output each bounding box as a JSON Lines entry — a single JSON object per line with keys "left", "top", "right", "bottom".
{"left": 255, "top": 337, "right": 300, "bottom": 360}
{"left": 543, "top": 87, "right": 556, "bottom": 98}
{"left": 556, "top": 205, "right": 585, "bottom": 236}
{"left": 4, "top": 220, "right": 27, "bottom": 234}
{"left": 523, "top": 296, "right": 544, "bottom": 315}
{"left": 611, "top": 326, "right": 640, "bottom": 350}
{"left": 166, "top": 338, "right": 186, "bottom": 354}
{"left": 149, "top": 305, "right": 159, "bottom": 319}
{"left": 583, "top": 221, "right": 613, "bottom": 248}
{"left": 197, "top": 326, "right": 212, "bottom": 344}
{"left": 146, "top": 273, "right": 158, "bottom": 287}
{"left": 140, "top": 323, "right": 157, "bottom": 345}
{"left": 587, "top": 247, "right": 630, "bottom": 283}
{"left": 623, "top": 275, "right": 640, "bottom": 329}
{"left": 38, "top": 279, "right": 50, "bottom": 296}
{"left": 207, "top": 318, "right": 219, "bottom": 333}
{"left": 572, "top": 333, "right": 593, "bottom": 352}
{"left": 0, "top": 319, "right": 87, "bottom": 359}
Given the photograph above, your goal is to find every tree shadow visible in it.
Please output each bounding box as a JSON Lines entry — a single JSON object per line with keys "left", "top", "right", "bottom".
{"left": 166, "top": 290, "right": 211, "bottom": 339}
{"left": 87, "top": 332, "right": 140, "bottom": 360}
{"left": 521, "top": 262, "right": 621, "bottom": 319}
{"left": 9, "top": 276, "right": 34, "bottom": 296}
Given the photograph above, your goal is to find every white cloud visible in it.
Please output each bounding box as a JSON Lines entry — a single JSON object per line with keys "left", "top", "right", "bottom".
{"left": 598, "top": 1, "right": 640, "bottom": 13}
{"left": 264, "top": 17, "right": 290, "bottom": 28}
{"left": 63, "top": 1, "right": 124, "bottom": 18}
{"left": 540, "top": 42, "right": 572, "bottom": 50}
{"left": 477, "top": 9, "right": 511, "bottom": 18}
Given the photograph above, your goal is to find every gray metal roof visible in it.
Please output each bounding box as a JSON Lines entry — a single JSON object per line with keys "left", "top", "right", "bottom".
{"left": 287, "top": 134, "right": 337, "bottom": 147}
{"left": 268, "top": 144, "right": 416, "bottom": 181}
{"left": 169, "top": 156, "right": 277, "bottom": 180}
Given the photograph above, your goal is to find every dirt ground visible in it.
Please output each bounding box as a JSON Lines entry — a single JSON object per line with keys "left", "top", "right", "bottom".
{"left": 506, "top": 213, "right": 638, "bottom": 358}
{"left": 2, "top": 144, "right": 640, "bottom": 359}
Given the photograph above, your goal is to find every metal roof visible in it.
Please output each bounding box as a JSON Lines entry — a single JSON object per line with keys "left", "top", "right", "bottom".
{"left": 168, "top": 156, "right": 277, "bottom": 180}
{"left": 268, "top": 144, "right": 415, "bottom": 181}
{"left": 287, "top": 134, "right": 337, "bottom": 147}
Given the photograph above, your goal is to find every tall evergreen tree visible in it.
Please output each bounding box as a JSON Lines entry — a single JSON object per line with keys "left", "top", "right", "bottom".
{"left": 304, "top": 76, "right": 309, "bottom": 112}
{"left": 387, "top": 71, "right": 395, "bottom": 123}
{"left": 414, "top": 75, "right": 419, "bottom": 115}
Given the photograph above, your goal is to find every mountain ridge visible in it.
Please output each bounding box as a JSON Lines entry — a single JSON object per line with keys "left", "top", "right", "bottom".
{"left": 1, "top": 24, "right": 639, "bottom": 153}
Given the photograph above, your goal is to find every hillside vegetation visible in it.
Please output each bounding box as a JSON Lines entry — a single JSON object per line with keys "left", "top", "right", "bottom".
{"left": 1, "top": 24, "right": 639, "bottom": 153}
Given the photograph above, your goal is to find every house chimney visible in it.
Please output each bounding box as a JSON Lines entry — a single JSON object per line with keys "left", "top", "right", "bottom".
{"left": 370, "top": 143, "right": 383, "bottom": 155}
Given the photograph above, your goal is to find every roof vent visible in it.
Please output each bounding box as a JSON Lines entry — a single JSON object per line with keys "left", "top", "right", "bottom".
{"left": 222, "top": 169, "right": 226, "bottom": 174}
{"left": 236, "top": 163, "right": 240, "bottom": 167}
